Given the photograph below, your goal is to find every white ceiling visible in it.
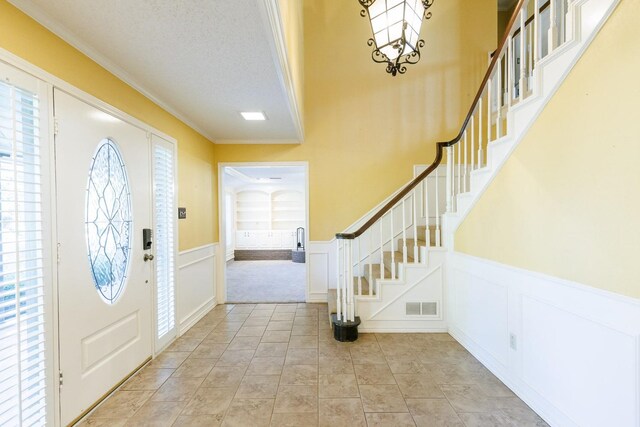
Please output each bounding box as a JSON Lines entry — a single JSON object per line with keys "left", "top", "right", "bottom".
{"left": 9, "top": 0, "right": 301, "bottom": 143}
{"left": 223, "top": 166, "right": 305, "bottom": 190}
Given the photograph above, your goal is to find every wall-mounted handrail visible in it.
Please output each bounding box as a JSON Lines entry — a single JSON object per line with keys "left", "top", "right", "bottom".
{"left": 336, "top": 0, "right": 527, "bottom": 240}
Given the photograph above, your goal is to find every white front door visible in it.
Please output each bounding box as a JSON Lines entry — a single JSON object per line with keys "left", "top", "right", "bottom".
{"left": 54, "top": 90, "right": 153, "bottom": 425}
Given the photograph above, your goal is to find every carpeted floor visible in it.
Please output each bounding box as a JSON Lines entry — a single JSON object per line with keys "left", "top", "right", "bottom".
{"left": 226, "top": 260, "right": 306, "bottom": 303}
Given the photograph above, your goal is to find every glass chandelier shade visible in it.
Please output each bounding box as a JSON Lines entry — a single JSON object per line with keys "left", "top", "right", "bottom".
{"left": 358, "top": 0, "right": 434, "bottom": 76}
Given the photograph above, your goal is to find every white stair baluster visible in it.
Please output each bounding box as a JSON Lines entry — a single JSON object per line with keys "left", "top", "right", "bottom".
{"left": 390, "top": 210, "right": 396, "bottom": 279}
{"left": 471, "top": 115, "right": 476, "bottom": 171}
{"left": 347, "top": 240, "right": 354, "bottom": 322}
{"left": 379, "top": 220, "right": 384, "bottom": 282}
{"left": 457, "top": 136, "right": 462, "bottom": 199}
{"left": 424, "top": 180, "right": 431, "bottom": 247}
{"left": 507, "top": 35, "right": 513, "bottom": 106}
{"left": 412, "top": 189, "right": 418, "bottom": 262}
{"left": 357, "top": 237, "right": 362, "bottom": 297}
{"left": 342, "top": 239, "right": 348, "bottom": 321}
{"left": 520, "top": 2, "right": 527, "bottom": 102}
{"left": 497, "top": 55, "right": 503, "bottom": 139}
{"left": 463, "top": 129, "right": 468, "bottom": 192}
{"left": 479, "top": 98, "right": 483, "bottom": 167}
{"left": 402, "top": 198, "right": 407, "bottom": 264}
{"left": 534, "top": 0, "right": 541, "bottom": 67}
{"left": 368, "top": 229, "right": 373, "bottom": 296}
{"left": 435, "top": 169, "right": 441, "bottom": 247}
{"left": 445, "top": 147, "right": 453, "bottom": 213}
{"left": 487, "top": 76, "right": 492, "bottom": 144}
{"left": 336, "top": 240, "right": 342, "bottom": 321}
{"left": 549, "top": 0, "right": 557, "bottom": 53}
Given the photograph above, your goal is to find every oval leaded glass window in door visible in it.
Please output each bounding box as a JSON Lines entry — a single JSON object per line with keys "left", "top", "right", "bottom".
{"left": 85, "top": 138, "right": 132, "bottom": 304}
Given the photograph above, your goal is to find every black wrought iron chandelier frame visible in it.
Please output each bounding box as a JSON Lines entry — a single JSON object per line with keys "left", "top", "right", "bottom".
{"left": 358, "top": 0, "right": 435, "bottom": 76}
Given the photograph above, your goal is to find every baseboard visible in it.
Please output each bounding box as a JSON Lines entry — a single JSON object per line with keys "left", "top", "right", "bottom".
{"left": 306, "top": 292, "right": 327, "bottom": 303}
{"left": 178, "top": 297, "right": 216, "bottom": 335}
{"left": 448, "top": 251, "right": 640, "bottom": 427}
{"left": 359, "top": 327, "right": 448, "bottom": 333}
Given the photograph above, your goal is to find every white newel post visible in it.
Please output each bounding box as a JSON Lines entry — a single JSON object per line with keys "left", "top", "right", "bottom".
{"left": 445, "top": 146, "right": 453, "bottom": 213}
{"left": 336, "top": 240, "right": 342, "bottom": 321}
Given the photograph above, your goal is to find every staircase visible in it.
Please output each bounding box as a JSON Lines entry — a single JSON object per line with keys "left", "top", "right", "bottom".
{"left": 329, "top": 0, "right": 620, "bottom": 333}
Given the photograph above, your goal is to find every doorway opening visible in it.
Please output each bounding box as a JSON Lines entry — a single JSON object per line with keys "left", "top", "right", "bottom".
{"left": 220, "top": 163, "right": 308, "bottom": 303}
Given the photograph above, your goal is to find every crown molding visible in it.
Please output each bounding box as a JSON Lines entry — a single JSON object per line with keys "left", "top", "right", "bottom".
{"left": 7, "top": 0, "right": 218, "bottom": 143}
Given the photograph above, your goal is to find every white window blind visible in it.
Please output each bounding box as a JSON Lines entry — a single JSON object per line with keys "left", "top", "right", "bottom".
{"left": 153, "top": 142, "right": 175, "bottom": 343}
{"left": 0, "top": 78, "right": 47, "bottom": 425}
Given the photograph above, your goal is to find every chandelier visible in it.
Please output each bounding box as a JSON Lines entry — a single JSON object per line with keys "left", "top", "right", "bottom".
{"left": 358, "top": 0, "right": 434, "bottom": 76}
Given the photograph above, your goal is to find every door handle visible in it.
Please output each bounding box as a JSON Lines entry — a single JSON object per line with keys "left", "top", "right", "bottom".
{"left": 144, "top": 253, "right": 154, "bottom": 262}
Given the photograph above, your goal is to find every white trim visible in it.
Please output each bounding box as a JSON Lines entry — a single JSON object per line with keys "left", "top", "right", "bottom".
{"left": 448, "top": 252, "right": 640, "bottom": 427}
{"left": 178, "top": 254, "right": 215, "bottom": 270}
{"left": 257, "top": 0, "right": 304, "bottom": 143}
{"left": 5, "top": 0, "right": 217, "bottom": 143}
{"left": 178, "top": 243, "right": 216, "bottom": 256}
{"left": 178, "top": 297, "right": 217, "bottom": 335}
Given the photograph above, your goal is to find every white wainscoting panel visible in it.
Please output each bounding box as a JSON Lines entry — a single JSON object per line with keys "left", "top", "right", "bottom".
{"left": 307, "top": 241, "right": 335, "bottom": 303}
{"left": 177, "top": 244, "right": 216, "bottom": 334}
{"left": 448, "top": 252, "right": 640, "bottom": 427}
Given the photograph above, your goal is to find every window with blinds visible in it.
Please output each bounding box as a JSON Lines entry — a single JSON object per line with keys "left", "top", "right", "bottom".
{"left": 0, "top": 78, "right": 47, "bottom": 424}
{"left": 153, "top": 142, "right": 176, "bottom": 346}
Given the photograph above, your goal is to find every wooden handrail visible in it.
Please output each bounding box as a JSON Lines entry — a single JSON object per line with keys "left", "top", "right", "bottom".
{"left": 336, "top": 0, "right": 528, "bottom": 240}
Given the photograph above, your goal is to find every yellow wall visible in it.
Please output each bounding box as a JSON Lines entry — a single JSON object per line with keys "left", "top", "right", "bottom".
{"left": 215, "top": 0, "right": 497, "bottom": 241}
{"left": 498, "top": 4, "right": 517, "bottom": 39}
{"left": 455, "top": 0, "right": 640, "bottom": 298}
{"left": 0, "top": 0, "right": 217, "bottom": 250}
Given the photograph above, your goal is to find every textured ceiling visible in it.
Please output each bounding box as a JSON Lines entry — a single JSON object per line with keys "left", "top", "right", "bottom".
{"left": 9, "top": 0, "right": 300, "bottom": 143}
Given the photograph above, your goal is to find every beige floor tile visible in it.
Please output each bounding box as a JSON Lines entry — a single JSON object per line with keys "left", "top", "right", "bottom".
{"left": 256, "top": 304, "right": 277, "bottom": 310}
{"left": 172, "top": 358, "right": 216, "bottom": 378}
{"left": 225, "top": 314, "right": 251, "bottom": 323}
{"left": 214, "top": 321, "right": 244, "bottom": 332}
{"left": 230, "top": 305, "right": 256, "bottom": 313}
{"left": 269, "top": 412, "right": 318, "bottom": 426}
{"left": 246, "top": 356, "right": 286, "bottom": 376}
{"left": 440, "top": 384, "right": 500, "bottom": 413}
{"left": 261, "top": 330, "right": 292, "bottom": 343}
{"left": 250, "top": 310, "right": 275, "bottom": 318}
{"left": 406, "top": 398, "right": 464, "bottom": 427}
{"left": 500, "top": 407, "right": 549, "bottom": 426}
{"left": 291, "top": 325, "right": 319, "bottom": 336}
{"left": 235, "top": 375, "right": 281, "bottom": 399}
{"left": 204, "top": 331, "right": 236, "bottom": 344}
{"left": 318, "top": 374, "right": 359, "bottom": 398}
{"left": 394, "top": 374, "right": 444, "bottom": 399}
{"left": 457, "top": 412, "right": 512, "bottom": 427}
{"left": 365, "top": 412, "right": 417, "bottom": 427}
{"left": 359, "top": 384, "right": 408, "bottom": 413}
{"left": 172, "top": 414, "right": 224, "bottom": 427}
{"left": 354, "top": 363, "right": 396, "bottom": 385}
{"left": 288, "top": 335, "right": 317, "bottom": 349}
{"left": 293, "top": 317, "right": 318, "bottom": 326}
{"left": 317, "top": 344, "right": 351, "bottom": 359}
{"left": 190, "top": 341, "right": 228, "bottom": 359}
{"left": 90, "top": 390, "right": 154, "bottom": 419}
{"left": 181, "top": 387, "right": 235, "bottom": 417}
{"left": 274, "top": 385, "right": 318, "bottom": 414}
{"left": 151, "top": 377, "right": 204, "bottom": 402}
{"left": 222, "top": 398, "right": 275, "bottom": 427}
{"left": 255, "top": 342, "right": 289, "bottom": 358}
{"left": 181, "top": 326, "right": 214, "bottom": 340}
{"left": 318, "top": 398, "right": 366, "bottom": 427}
{"left": 78, "top": 417, "right": 127, "bottom": 426}
{"left": 227, "top": 336, "right": 262, "bottom": 351}
{"left": 285, "top": 348, "right": 318, "bottom": 365}
{"left": 350, "top": 347, "right": 386, "bottom": 365}
{"left": 166, "top": 337, "right": 203, "bottom": 352}
{"left": 318, "top": 357, "right": 354, "bottom": 374}
{"left": 294, "top": 308, "right": 318, "bottom": 317}
{"left": 126, "top": 400, "right": 185, "bottom": 426}
{"left": 147, "top": 351, "right": 190, "bottom": 369}
{"left": 122, "top": 368, "right": 174, "bottom": 390}
{"left": 267, "top": 321, "right": 294, "bottom": 331}
{"left": 243, "top": 317, "right": 271, "bottom": 327}
{"left": 280, "top": 364, "right": 318, "bottom": 385}
{"left": 387, "top": 358, "right": 428, "bottom": 374}
{"left": 271, "top": 312, "right": 296, "bottom": 321}
{"left": 275, "top": 305, "right": 298, "bottom": 313}
{"left": 217, "top": 349, "right": 255, "bottom": 367}
{"left": 476, "top": 377, "right": 517, "bottom": 398}
{"left": 423, "top": 363, "right": 479, "bottom": 385}
{"left": 237, "top": 325, "right": 268, "bottom": 337}
{"left": 201, "top": 366, "right": 247, "bottom": 388}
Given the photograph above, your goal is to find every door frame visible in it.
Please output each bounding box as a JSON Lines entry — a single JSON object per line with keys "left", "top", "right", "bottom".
{"left": 0, "top": 47, "right": 180, "bottom": 426}
{"left": 218, "top": 161, "right": 310, "bottom": 304}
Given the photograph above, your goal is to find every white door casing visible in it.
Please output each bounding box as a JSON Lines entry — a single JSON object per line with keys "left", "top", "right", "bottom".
{"left": 54, "top": 89, "right": 153, "bottom": 425}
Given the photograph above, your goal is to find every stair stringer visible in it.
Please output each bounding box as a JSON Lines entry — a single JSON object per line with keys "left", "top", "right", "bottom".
{"left": 356, "top": 249, "right": 448, "bottom": 333}
{"left": 443, "top": 0, "right": 621, "bottom": 245}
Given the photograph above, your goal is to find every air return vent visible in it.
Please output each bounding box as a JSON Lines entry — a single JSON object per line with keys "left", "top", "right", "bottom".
{"left": 406, "top": 302, "right": 438, "bottom": 316}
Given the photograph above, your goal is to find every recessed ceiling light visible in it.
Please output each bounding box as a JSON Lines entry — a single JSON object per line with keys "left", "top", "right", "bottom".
{"left": 240, "top": 111, "right": 266, "bottom": 121}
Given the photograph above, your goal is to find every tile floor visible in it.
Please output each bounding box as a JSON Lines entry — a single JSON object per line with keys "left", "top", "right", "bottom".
{"left": 80, "top": 303, "right": 548, "bottom": 426}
